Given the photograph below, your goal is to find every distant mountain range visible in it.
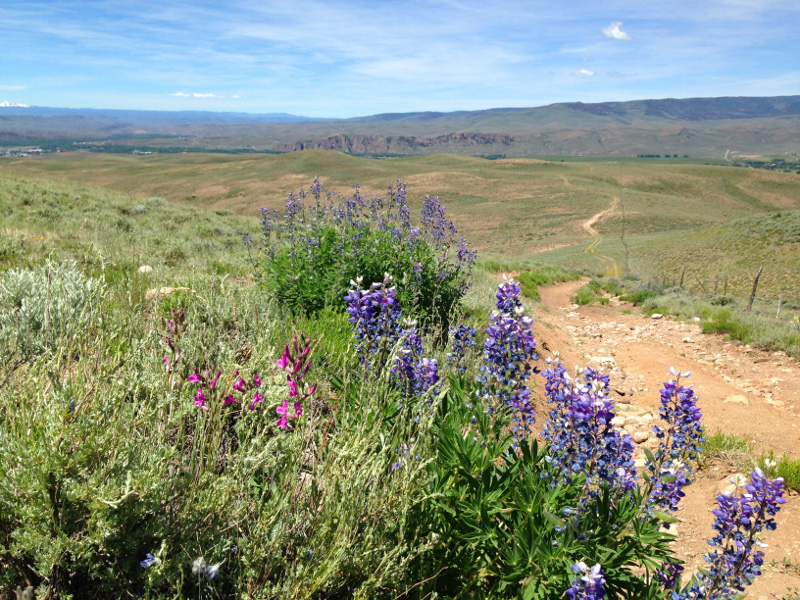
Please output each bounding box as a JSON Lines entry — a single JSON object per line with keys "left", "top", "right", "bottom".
{"left": 2, "top": 95, "right": 800, "bottom": 157}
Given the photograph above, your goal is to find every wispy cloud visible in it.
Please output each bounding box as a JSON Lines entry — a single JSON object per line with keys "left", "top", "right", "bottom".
{"left": 2, "top": 1, "right": 800, "bottom": 115}
{"left": 171, "top": 92, "right": 223, "bottom": 98}
{"left": 602, "top": 21, "right": 631, "bottom": 41}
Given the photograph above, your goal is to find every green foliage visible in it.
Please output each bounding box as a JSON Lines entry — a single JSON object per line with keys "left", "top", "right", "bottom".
{"left": 698, "top": 430, "right": 752, "bottom": 469}
{"left": 0, "top": 272, "right": 431, "bottom": 599}
{"left": 0, "top": 261, "right": 107, "bottom": 361}
{"left": 573, "top": 286, "right": 609, "bottom": 306}
{"left": 516, "top": 265, "right": 582, "bottom": 301}
{"left": 619, "top": 288, "right": 659, "bottom": 306}
{"left": 758, "top": 453, "right": 800, "bottom": 493}
{"left": 421, "top": 377, "right": 674, "bottom": 600}
{"left": 260, "top": 180, "right": 475, "bottom": 333}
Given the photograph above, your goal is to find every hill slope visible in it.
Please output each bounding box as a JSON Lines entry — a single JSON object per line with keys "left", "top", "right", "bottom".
{"left": 3, "top": 96, "right": 800, "bottom": 157}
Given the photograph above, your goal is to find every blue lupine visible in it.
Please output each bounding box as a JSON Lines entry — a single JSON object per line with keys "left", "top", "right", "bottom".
{"left": 644, "top": 369, "right": 704, "bottom": 514}
{"left": 446, "top": 324, "right": 477, "bottom": 373}
{"left": 566, "top": 562, "right": 606, "bottom": 600}
{"left": 672, "top": 468, "right": 785, "bottom": 599}
{"left": 477, "top": 278, "right": 538, "bottom": 437}
{"left": 140, "top": 553, "right": 159, "bottom": 568}
{"left": 541, "top": 361, "right": 636, "bottom": 494}
{"left": 345, "top": 274, "right": 401, "bottom": 369}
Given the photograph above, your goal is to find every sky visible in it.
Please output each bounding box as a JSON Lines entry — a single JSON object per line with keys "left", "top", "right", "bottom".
{"left": 1, "top": 0, "right": 799, "bottom": 118}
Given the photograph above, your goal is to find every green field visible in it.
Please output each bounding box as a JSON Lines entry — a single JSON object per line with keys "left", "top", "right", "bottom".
{"left": 3, "top": 150, "right": 800, "bottom": 301}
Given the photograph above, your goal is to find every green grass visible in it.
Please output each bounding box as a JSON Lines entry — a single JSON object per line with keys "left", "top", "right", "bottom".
{"left": 641, "top": 292, "right": 800, "bottom": 357}
{"left": 758, "top": 453, "right": 800, "bottom": 493}
{"left": 516, "top": 265, "right": 582, "bottom": 300}
{"left": 698, "top": 430, "right": 753, "bottom": 470}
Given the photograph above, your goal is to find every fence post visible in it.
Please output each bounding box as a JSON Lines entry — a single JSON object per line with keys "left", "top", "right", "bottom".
{"left": 679, "top": 266, "right": 686, "bottom": 288}
{"left": 747, "top": 266, "right": 763, "bottom": 313}
{"left": 777, "top": 291, "right": 783, "bottom": 318}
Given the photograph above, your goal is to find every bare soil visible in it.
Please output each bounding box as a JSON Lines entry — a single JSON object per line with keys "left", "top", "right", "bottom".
{"left": 532, "top": 280, "right": 800, "bottom": 599}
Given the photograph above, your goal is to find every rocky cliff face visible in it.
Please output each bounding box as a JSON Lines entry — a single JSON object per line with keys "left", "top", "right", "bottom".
{"left": 275, "top": 132, "right": 515, "bottom": 154}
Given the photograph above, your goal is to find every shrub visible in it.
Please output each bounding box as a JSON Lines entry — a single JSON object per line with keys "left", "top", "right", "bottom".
{"left": 259, "top": 178, "right": 476, "bottom": 331}
{"left": 620, "top": 287, "right": 660, "bottom": 306}
{"left": 573, "top": 286, "right": 609, "bottom": 306}
{"left": 0, "top": 260, "right": 107, "bottom": 360}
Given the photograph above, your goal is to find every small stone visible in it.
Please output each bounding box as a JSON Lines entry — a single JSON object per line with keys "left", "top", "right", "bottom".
{"left": 682, "top": 338, "right": 694, "bottom": 343}
{"left": 767, "top": 399, "right": 786, "bottom": 408}
{"left": 611, "top": 416, "right": 627, "bottom": 427}
{"left": 138, "top": 265, "right": 153, "bottom": 274}
{"left": 694, "top": 317, "right": 701, "bottom": 322}
{"left": 651, "top": 313, "right": 664, "bottom": 319}
{"left": 751, "top": 390, "right": 762, "bottom": 398}
{"left": 633, "top": 431, "right": 650, "bottom": 444}
{"left": 723, "top": 395, "right": 749, "bottom": 405}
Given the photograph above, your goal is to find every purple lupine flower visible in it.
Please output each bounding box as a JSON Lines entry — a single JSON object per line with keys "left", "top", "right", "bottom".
{"left": 477, "top": 278, "right": 538, "bottom": 438}
{"left": 140, "top": 553, "right": 160, "bottom": 568}
{"left": 345, "top": 274, "right": 401, "bottom": 369}
{"left": 446, "top": 324, "right": 477, "bottom": 373}
{"left": 644, "top": 369, "right": 704, "bottom": 514}
{"left": 541, "top": 361, "right": 636, "bottom": 493}
{"left": 566, "top": 562, "right": 606, "bottom": 600}
{"left": 675, "top": 468, "right": 786, "bottom": 599}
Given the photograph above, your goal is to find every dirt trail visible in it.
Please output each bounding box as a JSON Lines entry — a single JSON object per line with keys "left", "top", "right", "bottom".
{"left": 561, "top": 176, "right": 622, "bottom": 278}
{"left": 532, "top": 280, "right": 800, "bottom": 598}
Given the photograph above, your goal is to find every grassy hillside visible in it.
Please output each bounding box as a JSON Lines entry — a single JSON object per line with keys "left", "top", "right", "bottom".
{"left": 3, "top": 150, "right": 800, "bottom": 302}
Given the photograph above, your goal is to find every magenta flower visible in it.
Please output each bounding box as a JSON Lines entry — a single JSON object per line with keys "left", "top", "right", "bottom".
{"left": 188, "top": 369, "right": 201, "bottom": 383}
{"left": 233, "top": 376, "right": 246, "bottom": 392}
{"left": 288, "top": 379, "right": 298, "bottom": 397}
{"left": 250, "top": 390, "right": 263, "bottom": 411}
{"left": 210, "top": 371, "right": 221, "bottom": 390}
{"left": 253, "top": 374, "right": 262, "bottom": 387}
{"left": 293, "top": 402, "right": 303, "bottom": 418}
{"left": 223, "top": 394, "right": 240, "bottom": 407}
{"left": 194, "top": 387, "right": 209, "bottom": 411}
{"left": 276, "top": 399, "right": 290, "bottom": 428}
{"left": 276, "top": 346, "right": 291, "bottom": 371}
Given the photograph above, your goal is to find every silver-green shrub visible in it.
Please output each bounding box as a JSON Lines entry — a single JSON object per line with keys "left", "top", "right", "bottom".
{"left": 0, "top": 261, "right": 106, "bottom": 359}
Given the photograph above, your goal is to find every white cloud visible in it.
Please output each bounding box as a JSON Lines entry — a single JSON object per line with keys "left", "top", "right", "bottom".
{"left": 573, "top": 69, "right": 595, "bottom": 77}
{"left": 602, "top": 21, "right": 631, "bottom": 41}
{"left": 231, "top": 94, "right": 241, "bottom": 99}
{"left": 171, "top": 92, "right": 222, "bottom": 98}
{"left": 0, "top": 84, "right": 25, "bottom": 91}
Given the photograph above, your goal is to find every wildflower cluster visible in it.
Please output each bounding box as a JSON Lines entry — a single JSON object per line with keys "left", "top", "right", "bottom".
{"left": 541, "top": 362, "right": 636, "bottom": 493}
{"left": 275, "top": 332, "right": 317, "bottom": 429}
{"left": 644, "top": 368, "right": 704, "bottom": 513}
{"left": 672, "top": 468, "right": 786, "bottom": 599}
{"left": 189, "top": 367, "right": 222, "bottom": 412}
{"left": 477, "top": 278, "right": 538, "bottom": 436}
{"left": 446, "top": 324, "right": 476, "bottom": 373}
{"left": 345, "top": 274, "right": 401, "bottom": 369}
{"left": 189, "top": 366, "right": 264, "bottom": 412}
{"left": 390, "top": 322, "right": 440, "bottom": 399}
{"left": 260, "top": 177, "right": 476, "bottom": 325}
{"left": 566, "top": 562, "right": 606, "bottom": 600}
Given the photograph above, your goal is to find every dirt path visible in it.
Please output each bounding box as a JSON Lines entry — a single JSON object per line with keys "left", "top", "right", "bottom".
{"left": 561, "top": 176, "right": 622, "bottom": 278}
{"left": 533, "top": 280, "right": 800, "bottom": 599}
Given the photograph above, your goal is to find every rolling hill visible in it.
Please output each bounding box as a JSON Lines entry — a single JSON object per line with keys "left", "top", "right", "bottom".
{"left": 2, "top": 95, "right": 800, "bottom": 158}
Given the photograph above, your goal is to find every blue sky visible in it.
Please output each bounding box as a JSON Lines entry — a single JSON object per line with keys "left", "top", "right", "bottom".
{"left": 1, "top": 0, "right": 799, "bottom": 118}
